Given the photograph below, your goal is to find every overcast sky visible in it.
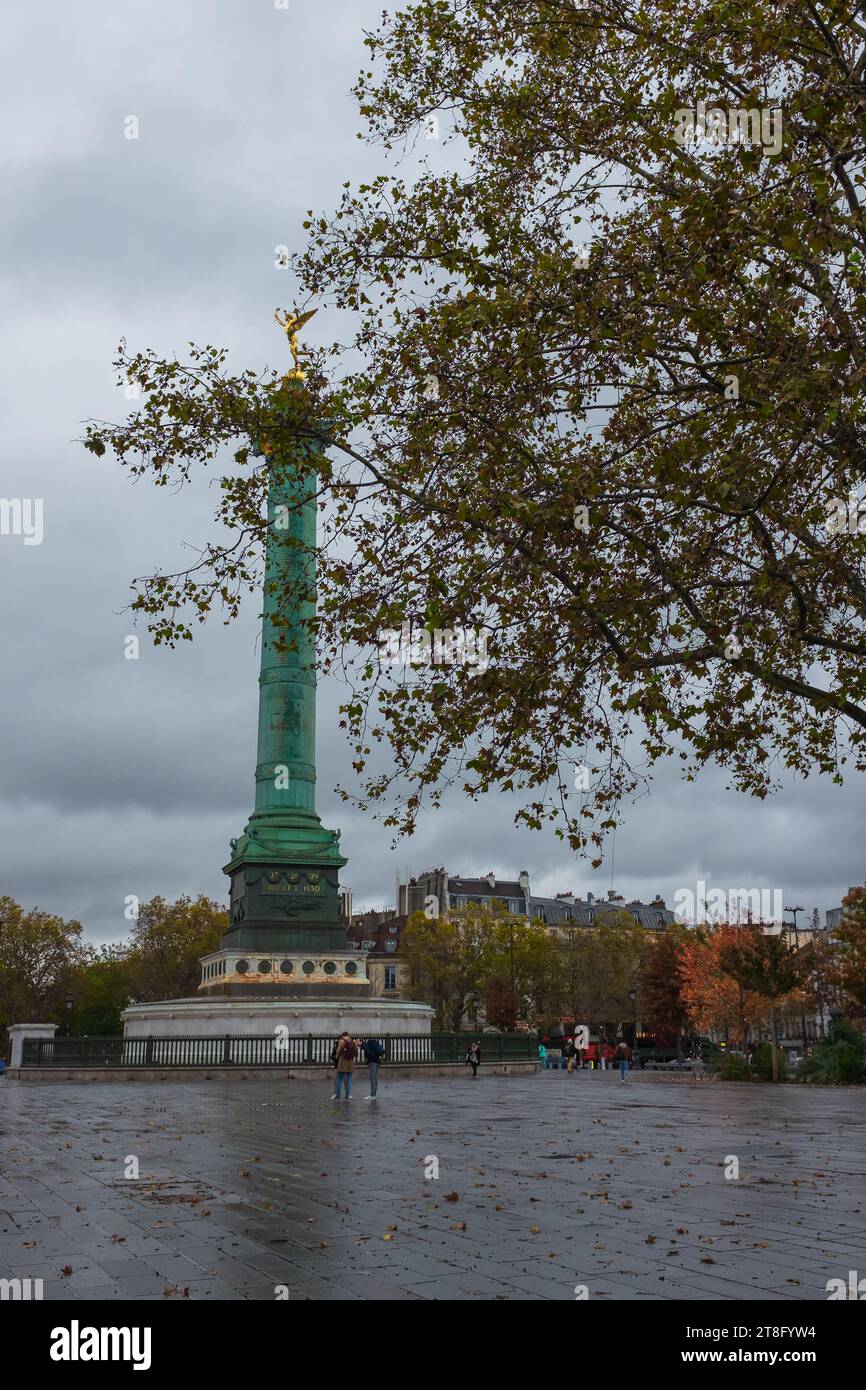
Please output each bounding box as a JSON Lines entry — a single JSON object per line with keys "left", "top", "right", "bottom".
{"left": 0, "top": 0, "right": 861, "bottom": 945}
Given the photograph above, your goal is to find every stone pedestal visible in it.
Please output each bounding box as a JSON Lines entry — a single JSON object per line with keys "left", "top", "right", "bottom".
{"left": 123, "top": 997, "right": 433, "bottom": 1038}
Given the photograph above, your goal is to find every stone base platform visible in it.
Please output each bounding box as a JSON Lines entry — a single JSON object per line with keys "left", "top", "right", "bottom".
{"left": 122, "top": 996, "right": 434, "bottom": 1038}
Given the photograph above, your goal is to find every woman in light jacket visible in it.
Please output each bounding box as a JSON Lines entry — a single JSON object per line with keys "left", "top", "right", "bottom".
{"left": 332, "top": 1035, "right": 359, "bottom": 1100}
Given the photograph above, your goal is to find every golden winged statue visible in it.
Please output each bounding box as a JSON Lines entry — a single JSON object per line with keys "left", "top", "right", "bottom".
{"left": 274, "top": 307, "right": 318, "bottom": 381}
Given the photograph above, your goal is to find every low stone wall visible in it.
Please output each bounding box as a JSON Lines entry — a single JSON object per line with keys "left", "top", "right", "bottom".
{"left": 5, "top": 1061, "right": 539, "bottom": 1083}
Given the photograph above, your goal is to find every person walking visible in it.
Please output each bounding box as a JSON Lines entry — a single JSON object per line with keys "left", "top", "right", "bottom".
{"left": 331, "top": 1033, "right": 358, "bottom": 1100}
{"left": 465, "top": 1040, "right": 481, "bottom": 1079}
{"left": 615, "top": 1039, "right": 632, "bottom": 1082}
{"left": 565, "top": 1038, "right": 577, "bottom": 1074}
{"left": 537, "top": 1042, "right": 548, "bottom": 1071}
{"left": 362, "top": 1035, "right": 385, "bottom": 1099}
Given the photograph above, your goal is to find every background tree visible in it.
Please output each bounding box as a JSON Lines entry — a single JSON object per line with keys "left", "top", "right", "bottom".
{"left": 0, "top": 897, "right": 85, "bottom": 1047}
{"left": 400, "top": 906, "right": 489, "bottom": 1028}
{"left": 638, "top": 924, "right": 691, "bottom": 1057}
{"left": 126, "top": 895, "right": 226, "bottom": 1002}
{"left": 402, "top": 902, "right": 558, "bottom": 1028}
{"left": 558, "top": 927, "right": 588, "bottom": 1024}
{"left": 718, "top": 926, "right": 809, "bottom": 1080}
{"left": 804, "top": 908, "right": 840, "bottom": 1038}
{"left": 85, "top": 2, "right": 866, "bottom": 860}
{"left": 401, "top": 905, "right": 491, "bottom": 1029}
{"left": 483, "top": 974, "right": 519, "bottom": 1031}
{"left": 561, "top": 912, "right": 651, "bottom": 1033}
{"left": 492, "top": 913, "right": 562, "bottom": 1028}
{"left": 679, "top": 924, "right": 768, "bottom": 1045}
{"left": 832, "top": 883, "right": 866, "bottom": 1019}
{"left": 68, "top": 946, "right": 133, "bottom": 1037}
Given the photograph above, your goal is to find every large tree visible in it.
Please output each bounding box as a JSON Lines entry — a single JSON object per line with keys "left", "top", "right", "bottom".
{"left": 557, "top": 911, "right": 651, "bottom": 1026}
{"left": 85, "top": 2, "right": 866, "bottom": 854}
{"left": 718, "top": 924, "right": 810, "bottom": 1078}
{"left": 0, "top": 897, "right": 85, "bottom": 1041}
{"left": 126, "top": 895, "right": 226, "bottom": 1002}
{"left": 69, "top": 946, "right": 134, "bottom": 1037}
{"left": 401, "top": 901, "right": 559, "bottom": 1028}
{"left": 679, "top": 922, "right": 771, "bottom": 1044}
{"left": 637, "top": 924, "right": 691, "bottom": 1055}
{"left": 402, "top": 903, "right": 496, "bottom": 1028}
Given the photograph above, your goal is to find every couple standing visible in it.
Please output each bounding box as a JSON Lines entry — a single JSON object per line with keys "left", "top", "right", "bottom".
{"left": 329, "top": 1032, "right": 385, "bottom": 1100}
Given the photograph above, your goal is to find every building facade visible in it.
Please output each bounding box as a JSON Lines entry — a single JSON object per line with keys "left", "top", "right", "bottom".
{"left": 345, "top": 908, "right": 411, "bottom": 999}
{"left": 396, "top": 868, "right": 675, "bottom": 932}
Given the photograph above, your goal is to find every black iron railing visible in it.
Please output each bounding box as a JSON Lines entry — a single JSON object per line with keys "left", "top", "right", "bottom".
{"left": 21, "top": 1033, "right": 539, "bottom": 1068}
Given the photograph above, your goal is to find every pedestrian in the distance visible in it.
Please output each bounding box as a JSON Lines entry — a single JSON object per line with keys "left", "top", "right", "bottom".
{"left": 538, "top": 1042, "right": 548, "bottom": 1071}
{"left": 362, "top": 1035, "right": 385, "bottom": 1100}
{"left": 565, "top": 1038, "right": 577, "bottom": 1074}
{"left": 331, "top": 1033, "right": 358, "bottom": 1100}
{"left": 465, "top": 1040, "right": 481, "bottom": 1078}
{"left": 615, "top": 1039, "right": 632, "bottom": 1082}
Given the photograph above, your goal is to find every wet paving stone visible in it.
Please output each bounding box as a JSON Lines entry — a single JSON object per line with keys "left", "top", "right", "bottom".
{"left": 1, "top": 1071, "right": 864, "bottom": 1300}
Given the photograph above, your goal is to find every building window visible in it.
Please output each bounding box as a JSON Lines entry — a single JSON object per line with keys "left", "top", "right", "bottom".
{"left": 384, "top": 966, "right": 397, "bottom": 991}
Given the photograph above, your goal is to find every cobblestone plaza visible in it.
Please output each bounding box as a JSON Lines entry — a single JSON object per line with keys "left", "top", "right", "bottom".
{"left": 2, "top": 1071, "right": 864, "bottom": 1301}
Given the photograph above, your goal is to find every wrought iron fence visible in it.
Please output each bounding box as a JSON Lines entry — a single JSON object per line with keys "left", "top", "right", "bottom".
{"left": 21, "top": 1032, "right": 539, "bottom": 1068}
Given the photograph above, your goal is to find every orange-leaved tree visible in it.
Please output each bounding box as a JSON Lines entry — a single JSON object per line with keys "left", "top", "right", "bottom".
{"left": 679, "top": 924, "right": 769, "bottom": 1046}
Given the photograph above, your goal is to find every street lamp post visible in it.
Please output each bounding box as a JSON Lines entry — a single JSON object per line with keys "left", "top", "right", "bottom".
{"left": 64, "top": 996, "right": 73, "bottom": 1038}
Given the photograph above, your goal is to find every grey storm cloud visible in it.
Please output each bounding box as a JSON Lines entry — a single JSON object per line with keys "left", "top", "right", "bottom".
{"left": 1, "top": 0, "right": 862, "bottom": 944}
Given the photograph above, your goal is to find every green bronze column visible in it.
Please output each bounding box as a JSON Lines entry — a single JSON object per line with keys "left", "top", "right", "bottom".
{"left": 250, "top": 452, "right": 323, "bottom": 835}
{"left": 201, "top": 352, "right": 364, "bottom": 999}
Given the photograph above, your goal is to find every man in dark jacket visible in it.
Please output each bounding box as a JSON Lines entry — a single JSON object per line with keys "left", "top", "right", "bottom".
{"left": 362, "top": 1036, "right": 385, "bottom": 1099}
